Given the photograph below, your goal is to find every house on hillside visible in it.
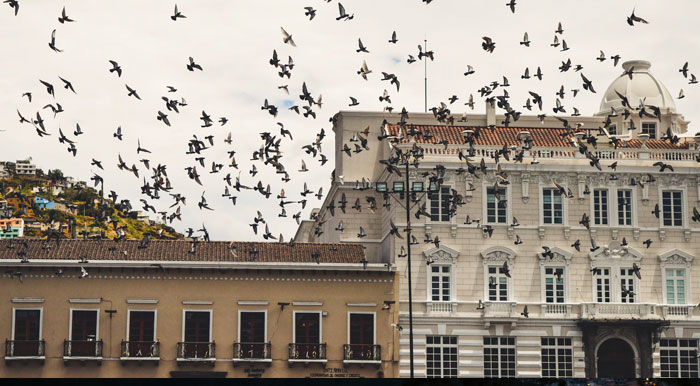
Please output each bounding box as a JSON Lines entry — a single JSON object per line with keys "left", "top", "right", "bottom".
{"left": 34, "top": 196, "right": 55, "bottom": 210}
{"left": 0, "top": 218, "right": 24, "bottom": 239}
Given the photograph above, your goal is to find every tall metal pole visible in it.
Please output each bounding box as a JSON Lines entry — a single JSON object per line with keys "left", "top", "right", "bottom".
{"left": 424, "top": 38, "right": 428, "bottom": 113}
{"left": 405, "top": 160, "right": 415, "bottom": 378}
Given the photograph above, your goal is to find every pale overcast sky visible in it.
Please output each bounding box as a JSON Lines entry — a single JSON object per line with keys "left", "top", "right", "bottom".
{"left": 1, "top": 0, "right": 699, "bottom": 240}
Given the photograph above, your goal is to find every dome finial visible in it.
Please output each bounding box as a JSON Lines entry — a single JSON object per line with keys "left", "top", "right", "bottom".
{"left": 621, "top": 60, "right": 651, "bottom": 72}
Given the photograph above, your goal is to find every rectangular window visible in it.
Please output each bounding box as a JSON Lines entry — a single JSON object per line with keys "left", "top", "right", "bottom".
{"left": 617, "top": 189, "right": 632, "bottom": 226}
{"left": 13, "top": 309, "right": 41, "bottom": 357}
{"left": 239, "top": 311, "right": 266, "bottom": 359}
{"left": 487, "top": 187, "right": 507, "bottom": 224}
{"left": 662, "top": 191, "right": 683, "bottom": 227}
{"left": 544, "top": 267, "right": 565, "bottom": 303}
{"left": 542, "top": 188, "right": 563, "bottom": 225}
{"left": 608, "top": 124, "right": 617, "bottom": 135}
{"left": 183, "top": 311, "right": 211, "bottom": 358}
{"left": 488, "top": 266, "right": 509, "bottom": 301}
{"left": 70, "top": 309, "right": 98, "bottom": 356}
{"left": 429, "top": 186, "right": 451, "bottom": 222}
{"left": 347, "top": 313, "right": 375, "bottom": 361}
{"left": 431, "top": 265, "right": 451, "bottom": 302}
{"left": 620, "top": 268, "right": 636, "bottom": 303}
{"left": 593, "top": 189, "right": 608, "bottom": 225}
{"left": 426, "top": 336, "right": 458, "bottom": 378}
{"left": 666, "top": 269, "right": 686, "bottom": 305}
{"left": 541, "top": 338, "right": 573, "bottom": 377}
{"left": 484, "top": 336, "right": 516, "bottom": 378}
{"left": 294, "top": 312, "right": 321, "bottom": 359}
{"left": 127, "top": 310, "right": 156, "bottom": 357}
{"left": 642, "top": 122, "right": 657, "bottom": 139}
{"left": 595, "top": 268, "right": 611, "bottom": 303}
{"left": 660, "top": 339, "right": 699, "bottom": 378}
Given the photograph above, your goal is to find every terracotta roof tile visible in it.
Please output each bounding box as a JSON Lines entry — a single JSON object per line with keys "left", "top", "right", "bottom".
{"left": 386, "top": 124, "right": 690, "bottom": 149}
{"left": 0, "top": 239, "right": 366, "bottom": 264}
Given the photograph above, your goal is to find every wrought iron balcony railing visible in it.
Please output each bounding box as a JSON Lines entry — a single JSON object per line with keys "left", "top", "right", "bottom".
{"left": 120, "top": 340, "right": 160, "bottom": 359}
{"left": 343, "top": 344, "right": 381, "bottom": 362}
{"left": 233, "top": 342, "right": 271, "bottom": 360}
{"left": 176, "top": 341, "right": 215, "bottom": 360}
{"left": 288, "top": 343, "right": 327, "bottom": 361}
{"left": 5, "top": 339, "right": 45, "bottom": 359}
{"left": 63, "top": 339, "right": 103, "bottom": 358}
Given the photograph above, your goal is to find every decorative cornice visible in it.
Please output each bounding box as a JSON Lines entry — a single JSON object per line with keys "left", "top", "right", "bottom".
{"left": 182, "top": 300, "right": 213, "bottom": 305}
{"left": 126, "top": 299, "right": 158, "bottom": 304}
{"left": 589, "top": 241, "right": 642, "bottom": 262}
{"left": 537, "top": 247, "right": 573, "bottom": 266}
{"left": 11, "top": 298, "right": 44, "bottom": 304}
{"left": 69, "top": 298, "right": 101, "bottom": 304}
{"left": 658, "top": 249, "right": 695, "bottom": 267}
{"left": 237, "top": 300, "right": 269, "bottom": 306}
{"left": 423, "top": 245, "right": 460, "bottom": 264}
{"left": 480, "top": 246, "right": 517, "bottom": 264}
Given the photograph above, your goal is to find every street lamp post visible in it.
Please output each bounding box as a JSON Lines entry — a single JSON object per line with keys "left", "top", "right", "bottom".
{"left": 375, "top": 148, "right": 436, "bottom": 379}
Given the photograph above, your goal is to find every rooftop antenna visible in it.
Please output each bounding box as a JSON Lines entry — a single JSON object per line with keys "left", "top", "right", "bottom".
{"left": 424, "top": 37, "right": 428, "bottom": 113}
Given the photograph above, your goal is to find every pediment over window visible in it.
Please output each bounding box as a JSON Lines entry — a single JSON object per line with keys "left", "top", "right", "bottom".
{"left": 588, "top": 241, "right": 642, "bottom": 262}
{"left": 537, "top": 247, "right": 573, "bottom": 265}
{"left": 423, "top": 245, "right": 460, "bottom": 264}
{"left": 658, "top": 249, "right": 694, "bottom": 266}
{"left": 480, "top": 246, "right": 517, "bottom": 264}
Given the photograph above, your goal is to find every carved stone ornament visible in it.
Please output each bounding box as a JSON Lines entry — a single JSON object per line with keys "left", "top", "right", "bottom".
{"left": 423, "top": 245, "right": 460, "bottom": 264}
{"left": 589, "top": 240, "right": 642, "bottom": 262}
{"left": 537, "top": 247, "right": 573, "bottom": 266}
{"left": 658, "top": 249, "right": 694, "bottom": 267}
{"left": 480, "top": 246, "right": 517, "bottom": 265}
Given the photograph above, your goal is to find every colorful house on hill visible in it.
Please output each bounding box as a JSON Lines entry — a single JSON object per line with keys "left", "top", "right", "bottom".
{"left": 0, "top": 218, "right": 23, "bottom": 239}
{"left": 34, "top": 196, "right": 55, "bottom": 210}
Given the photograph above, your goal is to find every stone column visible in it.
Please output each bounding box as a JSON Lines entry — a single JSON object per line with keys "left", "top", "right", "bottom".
{"left": 580, "top": 324, "right": 598, "bottom": 378}
{"left": 636, "top": 326, "right": 653, "bottom": 378}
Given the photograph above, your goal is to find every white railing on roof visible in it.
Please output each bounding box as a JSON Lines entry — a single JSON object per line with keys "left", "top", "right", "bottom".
{"left": 405, "top": 143, "right": 698, "bottom": 163}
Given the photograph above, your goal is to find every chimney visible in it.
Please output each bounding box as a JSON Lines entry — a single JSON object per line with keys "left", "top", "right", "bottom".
{"left": 486, "top": 100, "right": 496, "bottom": 126}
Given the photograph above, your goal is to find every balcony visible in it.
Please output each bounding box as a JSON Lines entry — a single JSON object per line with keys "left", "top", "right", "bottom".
{"left": 63, "top": 340, "right": 103, "bottom": 364}
{"left": 288, "top": 343, "right": 327, "bottom": 366}
{"left": 5, "top": 340, "right": 45, "bottom": 362}
{"left": 427, "top": 301, "right": 455, "bottom": 314}
{"left": 120, "top": 340, "right": 160, "bottom": 363}
{"left": 176, "top": 342, "right": 216, "bottom": 365}
{"left": 232, "top": 342, "right": 272, "bottom": 366}
{"left": 660, "top": 305, "right": 695, "bottom": 319}
{"left": 483, "top": 301, "right": 516, "bottom": 318}
{"left": 343, "top": 344, "right": 381, "bottom": 367}
{"left": 581, "top": 303, "right": 654, "bottom": 319}
{"left": 541, "top": 303, "right": 573, "bottom": 317}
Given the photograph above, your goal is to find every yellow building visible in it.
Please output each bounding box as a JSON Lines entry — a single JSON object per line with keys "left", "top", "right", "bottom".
{"left": 0, "top": 239, "right": 398, "bottom": 378}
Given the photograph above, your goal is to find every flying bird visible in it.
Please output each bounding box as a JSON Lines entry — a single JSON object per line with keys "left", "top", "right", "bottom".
{"left": 58, "top": 6, "right": 74, "bottom": 23}
{"left": 280, "top": 26, "right": 296, "bottom": 47}
{"left": 627, "top": 8, "right": 649, "bottom": 26}
{"left": 109, "top": 60, "right": 122, "bottom": 77}
{"left": 171, "top": 4, "right": 186, "bottom": 20}
{"left": 48, "top": 29, "right": 62, "bottom": 52}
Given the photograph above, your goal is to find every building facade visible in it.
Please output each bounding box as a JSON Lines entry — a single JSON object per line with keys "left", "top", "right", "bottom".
{"left": 298, "top": 60, "right": 700, "bottom": 378}
{"left": 14, "top": 159, "right": 36, "bottom": 176}
{"left": 0, "top": 219, "right": 24, "bottom": 239}
{"left": 0, "top": 239, "right": 397, "bottom": 378}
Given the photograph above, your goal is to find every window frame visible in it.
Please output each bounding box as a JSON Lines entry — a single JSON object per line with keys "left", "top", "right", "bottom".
{"left": 427, "top": 185, "right": 453, "bottom": 223}
{"left": 660, "top": 188, "right": 686, "bottom": 228}
{"left": 542, "top": 266, "right": 567, "bottom": 304}
{"left": 346, "top": 311, "right": 376, "bottom": 345}
{"left": 426, "top": 335, "right": 459, "bottom": 378}
{"left": 664, "top": 268, "right": 688, "bottom": 305}
{"left": 292, "top": 310, "right": 323, "bottom": 344}
{"left": 483, "top": 336, "right": 516, "bottom": 378}
{"left": 486, "top": 265, "right": 511, "bottom": 302}
{"left": 541, "top": 337, "right": 573, "bottom": 377}
{"left": 483, "top": 184, "right": 510, "bottom": 225}
{"left": 641, "top": 120, "right": 658, "bottom": 139}
{"left": 12, "top": 307, "right": 43, "bottom": 341}
{"left": 592, "top": 188, "right": 610, "bottom": 226}
{"left": 126, "top": 309, "right": 158, "bottom": 342}
{"left": 428, "top": 264, "right": 454, "bottom": 302}
{"left": 181, "top": 309, "right": 213, "bottom": 343}
{"left": 660, "top": 338, "right": 699, "bottom": 378}
{"left": 69, "top": 308, "right": 100, "bottom": 341}
{"left": 237, "top": 309, "right": 268, "bottom": 343}
{"left": 615, "top": 188, "right": 634, "bottom": 227}
{"left": 540, "top": 186, "right": 566, "bottom": 226}
{"left": 608, "top": 123, "right": 617, "bottom": 136}
{"left": 590, "top": 265, "right": 642, "bottom": 303}
{"left": 659, "top": 250, "right": 694, "bottom": 306}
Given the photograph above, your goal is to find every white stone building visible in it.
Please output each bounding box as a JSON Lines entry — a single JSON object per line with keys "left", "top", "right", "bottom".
{"left": 296, "top": 60, "right": 700, "bottom": 378}
{"left": 14, "top": 158, "right": 36, "bottom": 176}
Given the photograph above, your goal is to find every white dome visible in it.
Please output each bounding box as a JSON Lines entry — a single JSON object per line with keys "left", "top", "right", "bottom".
{"left": 598, "top": 60, "right": 676, "bottom": 114}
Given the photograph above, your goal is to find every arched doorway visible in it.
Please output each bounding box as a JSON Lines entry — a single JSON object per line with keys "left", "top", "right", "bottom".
{"left": 597, "top": 338, "right": 636, "bottom": 377}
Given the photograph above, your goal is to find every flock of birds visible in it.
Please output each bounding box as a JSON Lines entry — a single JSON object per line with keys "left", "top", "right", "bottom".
{"left": 3, "top": 1, "right": 700, "bottom": 291}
